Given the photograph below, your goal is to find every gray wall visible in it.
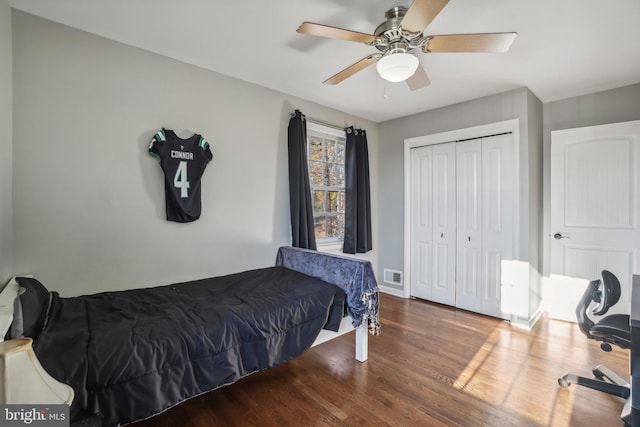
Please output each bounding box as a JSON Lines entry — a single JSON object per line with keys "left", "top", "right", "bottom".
{"left": 11, "top": 11, "right": 379, "bottom": 296}
{"left": 526, "top": 90, "right": 543, "bottom": 315}
{"left": 0, "top": 0, "right": 12, "bottom": 285}
{"left": 541, "top": 83, "right": 640, "bottom": 276}
{"left": 377, "top": 87, "right": 540, "bottom": 289}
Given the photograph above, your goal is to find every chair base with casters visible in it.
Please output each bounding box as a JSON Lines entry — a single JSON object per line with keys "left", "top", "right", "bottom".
{"left": 558, "top": 364, "right": 630, "bottom": 399}
{"left": 557, "top": 270, "right": 632, "bottom": 425}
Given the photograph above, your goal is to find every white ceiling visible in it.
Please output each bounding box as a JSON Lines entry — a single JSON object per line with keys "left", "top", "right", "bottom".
{"left": 8, "top": 0, "right": 640, "bottom": 123}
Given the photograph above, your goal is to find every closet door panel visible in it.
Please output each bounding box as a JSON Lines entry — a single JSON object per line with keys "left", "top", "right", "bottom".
{"left": 431, "top": 143, "right": 456, "bottom": 305}
{"left": 483, "top": 249, "right": 502, "bottom": 305}
{"left": 460, "top": 246, "right": 481, "bottom": 310}
{"left": 456, "top": 140, "right": 482, "bottom": 312}
{"left": 410, "top": 146, "right": 434, "bottom": 300}
{"left": 481, "top": 134, "right": 514, "bottom": 319}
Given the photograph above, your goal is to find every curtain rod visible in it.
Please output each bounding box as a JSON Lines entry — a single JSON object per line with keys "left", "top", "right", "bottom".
{"left": 290, "top": 112, "right": 350, "bottom": 132}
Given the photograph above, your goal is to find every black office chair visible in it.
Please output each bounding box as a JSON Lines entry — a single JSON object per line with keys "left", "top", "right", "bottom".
{"left": 558, "top": 270, "right": 631, "bottom": 399}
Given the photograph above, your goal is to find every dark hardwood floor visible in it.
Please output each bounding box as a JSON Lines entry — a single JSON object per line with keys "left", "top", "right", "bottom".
{"left": 131, "top": 293, "right": 629, "bottom": 427}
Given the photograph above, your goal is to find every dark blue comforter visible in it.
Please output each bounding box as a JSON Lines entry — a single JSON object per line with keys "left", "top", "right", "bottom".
{"left": 33, "top": 267, "right": 345, "bottom": 426}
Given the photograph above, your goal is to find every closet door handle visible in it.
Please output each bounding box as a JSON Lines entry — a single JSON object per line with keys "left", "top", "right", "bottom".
{"left": 468, "top": 236, "right": 471, "bottom": 242}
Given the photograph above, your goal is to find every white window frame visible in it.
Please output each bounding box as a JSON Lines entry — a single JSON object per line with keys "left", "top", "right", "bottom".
{"left": 306, "top": 122, "right": 346, "bottom": 247}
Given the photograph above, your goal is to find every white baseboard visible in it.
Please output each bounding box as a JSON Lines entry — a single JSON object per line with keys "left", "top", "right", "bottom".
{"left": 378, "top": 284, "right": 406, "bottom": 298}
{"left": 510, "top": 305, "right": 544, "bottom": 330}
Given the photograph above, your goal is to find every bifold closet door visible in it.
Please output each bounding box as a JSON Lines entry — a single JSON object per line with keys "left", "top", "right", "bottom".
{"left": 481, "top": 134, "right": 514, "bottom": 318}
{"left": 410, "top": 143, "right": 456, "bottom": 305}
{"left": 455, "top": 134, "right": 514, "bottom": 318}
{"left": 455, "top": 139, "right": 483, "bottom": 313}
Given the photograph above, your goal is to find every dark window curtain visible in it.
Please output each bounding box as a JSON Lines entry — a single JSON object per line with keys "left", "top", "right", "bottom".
{"left": 287, "top": 110, "right": 317, "bottom": 250}
{"left": 343, "top": 127, "right": 372, "bottom": 254}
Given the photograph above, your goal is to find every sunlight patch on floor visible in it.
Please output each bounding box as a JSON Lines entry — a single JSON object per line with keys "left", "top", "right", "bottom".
{"left": 453, "top": 326, "right": 577, "bottom": 426}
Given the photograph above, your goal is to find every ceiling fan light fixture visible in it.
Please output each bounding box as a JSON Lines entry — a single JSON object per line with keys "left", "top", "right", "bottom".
{"left": 376, "top": 52, "right": 419, "bottom": 83}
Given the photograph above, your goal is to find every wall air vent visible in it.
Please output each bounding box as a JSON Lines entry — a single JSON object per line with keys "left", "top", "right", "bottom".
{"left": 383, "top": 269, "right": 403, "bottom": 286}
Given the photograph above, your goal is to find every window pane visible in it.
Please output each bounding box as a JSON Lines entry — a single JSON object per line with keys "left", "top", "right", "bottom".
{"left": 329, "top": 164, "right": 344, "bottom": 187}
{"left": 312, "top": 191, "right": 325, "bottom": 213}
{"left": 335, "top": 142, "right": 345, "bottom": 164}
{"left": 314, "top": 215, "right": 326, "bottom": 238}
{"left": 323, "top": 163, "right": 330, "bottom": 186}
{"left": 327, "top": 191, "right": 339, "bottom": 213}
{"left": 326, "top": 215, "right": 345, "bottom": 238}
{"left": 326, "top": 140, "right": 336, "bottom": 163}
{"left": 326, "top": 216, "right": 337, "bottom": 238}
{"left": 306, "top": 126, "right": 346, "bottom": 243}
{"left": 309, "top": 161, "right": 323, "bottom": 186}
{"left": 309, "top": 137, "right": 323, "bottom": 161}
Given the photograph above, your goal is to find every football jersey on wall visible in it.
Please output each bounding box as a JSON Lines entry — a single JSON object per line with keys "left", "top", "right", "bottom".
{"left": 149, "top": 128, "right": 213, "bottom": 222}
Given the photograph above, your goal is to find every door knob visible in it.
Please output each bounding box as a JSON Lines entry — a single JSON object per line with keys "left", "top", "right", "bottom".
{"left": 553, "top": 233, "right": 570, "bottom": 240}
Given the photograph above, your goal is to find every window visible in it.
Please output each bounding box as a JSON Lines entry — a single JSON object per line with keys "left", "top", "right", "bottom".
{"left": 306, "top": 122, "right": 346, "bottom": 244}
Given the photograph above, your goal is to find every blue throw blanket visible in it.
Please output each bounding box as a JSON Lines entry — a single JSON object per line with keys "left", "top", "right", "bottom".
{"left": 275, "top": 246, "right": 380, "bottom": 335}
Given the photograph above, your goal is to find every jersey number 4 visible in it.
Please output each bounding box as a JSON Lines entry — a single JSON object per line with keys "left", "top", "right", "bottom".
{"left": 174, "top": 161, "right": 190, "bottom": 198}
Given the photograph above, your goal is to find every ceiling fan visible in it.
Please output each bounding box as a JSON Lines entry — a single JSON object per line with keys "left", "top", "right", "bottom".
{"left": 297, "top": 0, "right": 517, "bottom": 90}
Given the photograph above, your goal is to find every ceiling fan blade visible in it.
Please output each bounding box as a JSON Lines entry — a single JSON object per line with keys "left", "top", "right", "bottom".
{"left": 400, "top": 0, "right": 450, "bottom": 34}
{"left": 297, "top": 22, "right": 377, "bottom": 44}
{"left": 406, "top": 64, "right": 431, "bottom": 91}
{"left": 425, "top": 33, "right": 517, "bottom": 53}
{"left": 323, "top": 55, "right": 380, "bottom": 85}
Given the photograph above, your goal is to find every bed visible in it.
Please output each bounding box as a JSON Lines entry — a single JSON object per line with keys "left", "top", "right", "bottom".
{"left": 0, "top": 246, "right": 379, "bottom": 426}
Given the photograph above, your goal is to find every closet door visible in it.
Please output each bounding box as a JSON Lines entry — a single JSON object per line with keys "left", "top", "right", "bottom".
{"left": 455, "top": 140, "right": 483, "bottom": 313}
{"left": 480, "top": 134, "right": 514, "bottom": 319}
{"left": 431, "top": 143, "right": 457, "bottom": 305}
{"left": 410, "top": 145, "right": 434, "bottom": 301}
{"left": 410, "top": 143, "right": 456, "bottom": 305}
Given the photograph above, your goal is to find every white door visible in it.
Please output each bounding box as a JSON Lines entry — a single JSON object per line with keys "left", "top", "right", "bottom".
{"left": 410, "top": 145, "right": 434, "bottom": 301}
{"left": 456, "top": 135, "right": 514, "bottom": 318}
{"left": 410, "top": 143, "right": 456, "bottom": 305}
{"left": 550, "top": 120, "right": 640, "bottom": 318}
{"left": 455, "top": 139, "right": 483, "bottom": 312}
{"left": 480, "top": 134, "right": 514, "bottom": 318}
{"left": 432, "top": 143, "right": 457, "bottom": 305}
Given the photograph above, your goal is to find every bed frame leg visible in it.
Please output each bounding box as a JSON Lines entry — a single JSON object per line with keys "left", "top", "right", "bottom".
{"left": 355, "top": 323, "right": 368, "bottom": 362}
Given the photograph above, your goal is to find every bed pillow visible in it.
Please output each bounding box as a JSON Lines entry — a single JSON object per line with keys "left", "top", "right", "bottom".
{"left": 15, "top": 277, "right": 51, "bottom": 339}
